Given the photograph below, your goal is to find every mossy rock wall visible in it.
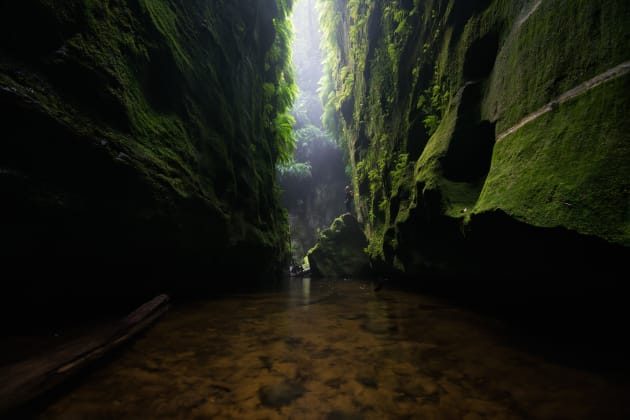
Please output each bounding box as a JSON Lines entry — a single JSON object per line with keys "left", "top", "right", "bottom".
{"left": 0, "top": 0, "right": 295, "bottom": 296}
{"left": 319, "top": 0, "right": 630, "bottom": 284}
{"left": 307, "top": 214, "right": 372, "bottom": 278}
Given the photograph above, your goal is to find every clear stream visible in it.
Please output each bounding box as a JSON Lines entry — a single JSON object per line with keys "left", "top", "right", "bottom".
{"left": 37, "top": 277, "right": 629, "bottom": 419}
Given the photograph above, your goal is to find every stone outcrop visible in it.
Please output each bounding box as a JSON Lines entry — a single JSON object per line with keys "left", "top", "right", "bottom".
{"left": 307, "top": 213, "right": 372, "bottom": 278}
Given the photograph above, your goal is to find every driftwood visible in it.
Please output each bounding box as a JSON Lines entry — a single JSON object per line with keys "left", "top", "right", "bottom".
{"left": 0, "top": 294, "right": 170, "bottom": 415}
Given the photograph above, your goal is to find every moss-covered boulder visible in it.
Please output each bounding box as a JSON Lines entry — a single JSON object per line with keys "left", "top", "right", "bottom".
{"left": 307, "top": 213, "right": 372, "bottom": 278}
{"left": 0, "top": 0, "right": 295, "bottom": 298}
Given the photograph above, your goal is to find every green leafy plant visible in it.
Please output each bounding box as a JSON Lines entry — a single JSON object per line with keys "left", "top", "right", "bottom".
{"left": 264, "top": 10, "right": 299, "bottom": 164}
{"left": 277, "top": 160, "right": 313, "bottom": 181}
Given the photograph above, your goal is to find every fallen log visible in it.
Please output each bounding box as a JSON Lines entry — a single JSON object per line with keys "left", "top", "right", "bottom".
{"left": 0, "top": 293, "right": 170, "bottom": 415}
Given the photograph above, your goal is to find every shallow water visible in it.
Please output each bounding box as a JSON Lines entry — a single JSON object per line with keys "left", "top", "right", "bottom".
{"left": 39, "top": 278, "right": 629, "bottom": 419}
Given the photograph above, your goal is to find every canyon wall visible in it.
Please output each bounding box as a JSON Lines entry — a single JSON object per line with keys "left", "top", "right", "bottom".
{"left": 0, "top": 0, "right": 296, "bottom": 296}
{"left": 319, "top": 0, "right": 629, "bottom": 288}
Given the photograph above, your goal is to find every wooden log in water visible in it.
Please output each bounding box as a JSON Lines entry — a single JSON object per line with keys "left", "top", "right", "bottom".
{"left": 0, "top": 293, "right": 170, "bottom": 415}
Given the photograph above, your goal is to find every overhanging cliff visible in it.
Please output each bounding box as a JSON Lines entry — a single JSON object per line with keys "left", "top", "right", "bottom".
{"left": 319, "top": 0, "right": 630, "bottom": 285}
{"left": 0, "top": 0, "right": 296, "bottom": 294}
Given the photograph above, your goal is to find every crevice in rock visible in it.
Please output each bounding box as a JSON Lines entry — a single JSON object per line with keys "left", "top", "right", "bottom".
{"left": 442, "top": 119, "right": 496, "bottom": 183}
{"left": 463, "top": 31, "right": 499, "bottom": 81}
{"left": 441, "top": 82, "right": 496, "bottom": 183}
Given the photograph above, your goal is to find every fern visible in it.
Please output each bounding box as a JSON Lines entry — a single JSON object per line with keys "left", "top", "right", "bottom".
{"left": 263, "top": 2, "right": 298, "bottom": 165}
{"left": 276, "top": 160, "right": 312, "bottom": 180}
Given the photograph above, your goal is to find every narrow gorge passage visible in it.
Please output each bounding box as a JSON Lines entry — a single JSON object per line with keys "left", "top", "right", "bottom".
{"left": 1, "top": 0, "right": 628, "bottom": 418}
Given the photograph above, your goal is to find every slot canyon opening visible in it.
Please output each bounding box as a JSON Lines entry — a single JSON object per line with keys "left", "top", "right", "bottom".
{"left": 276, "top": 0, "right": 349, "bottom": 265}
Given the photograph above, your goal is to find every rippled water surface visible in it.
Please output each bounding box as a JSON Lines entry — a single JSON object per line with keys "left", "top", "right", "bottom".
{"left": 40, "top": 278, "right": 629, "bottom": 419}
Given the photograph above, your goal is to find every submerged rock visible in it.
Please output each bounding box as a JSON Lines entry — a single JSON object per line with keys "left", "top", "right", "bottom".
{"left": 326, "top": 410, "right": 364, "bottom": 420}
{"left": 258, "top": 381, "right": 305, "bottom": 408}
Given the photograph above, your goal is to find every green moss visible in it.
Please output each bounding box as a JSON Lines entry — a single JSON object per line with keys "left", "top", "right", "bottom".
{"left": 476, "top": 75, "right": 630, "bottom": 245}
{"left": 306, "top": 213, "right": 372, "bottom": 277}
{"left": 138, "top": 0, "right": 192, "bottom": 68}
{"left": 318, "top": 0, "right": 629, "bottom": 276}
{"left": 484, "top": 0, "right": 630, "bottom": 132}
{"left": 1, "top": 0, "right": 297, "bottom": 278}
{"left": 364, "top": 223, "right": 385, "bottom": 263}
{"left": 440, "top": 179, "right": 483, "bottom": 219}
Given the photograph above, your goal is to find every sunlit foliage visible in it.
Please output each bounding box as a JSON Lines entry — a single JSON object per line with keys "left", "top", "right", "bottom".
{"left": 265, "top": 8, "right": 299, "bottom": 164}
{"left": 277, "top": 160, "right": 313, "bottom": 181}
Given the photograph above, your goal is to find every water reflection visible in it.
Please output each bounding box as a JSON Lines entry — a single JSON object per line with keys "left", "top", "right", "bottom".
{"left": 39, "top": 278, "right": 629, "bottom": 419}
{"left": 289, "top": 276, "right": 311, "bottom": 306}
